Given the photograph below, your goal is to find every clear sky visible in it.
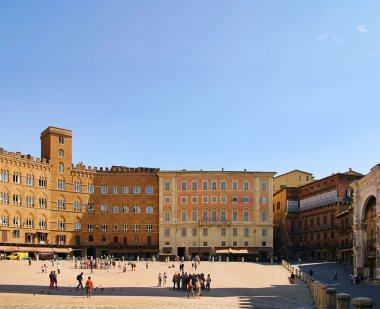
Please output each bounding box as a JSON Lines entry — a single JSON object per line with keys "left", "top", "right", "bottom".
{"left": 0, "top": 1, "right": 379, "bottom": 179}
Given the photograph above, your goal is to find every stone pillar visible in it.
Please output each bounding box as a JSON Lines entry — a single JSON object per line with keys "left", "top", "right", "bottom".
{"left": 227, "top": 257, "right": 229, "bottom": 263}
{"left": 242, "top": 257, "right": 244, "bottom": 263}
{"left": 320, "top": 284, "right": 328, "bottom": 309}
{"left": 352, "top": 297, "right": 374, "bottom": 309}
{"left": 313, "top": 281, "right": 320, "bottom": 307}
{"left": 326, "top": 288, "right": 337, "bottom": 309}
{"left": 212, "top": 256, "right": 214, "bottom": 262}
{"left": 336, "top": 293, "right": 350, "bottom": 309}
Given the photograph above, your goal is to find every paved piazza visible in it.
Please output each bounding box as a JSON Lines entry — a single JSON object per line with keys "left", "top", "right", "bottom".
{"left": 0, "top": 260, "right": 313, "bottom": 309}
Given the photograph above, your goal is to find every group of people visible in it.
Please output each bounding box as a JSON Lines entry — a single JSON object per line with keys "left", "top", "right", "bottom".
{"left": 170, "top": 271, "right": 212, "bottom": 298}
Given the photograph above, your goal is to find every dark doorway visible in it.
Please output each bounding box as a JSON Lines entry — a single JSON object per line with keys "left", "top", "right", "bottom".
{"left": 87, "top": 247, "right": 96, "bottom": 258}
{"left": 177, "top": 247, "right": 185, "bottom": 258}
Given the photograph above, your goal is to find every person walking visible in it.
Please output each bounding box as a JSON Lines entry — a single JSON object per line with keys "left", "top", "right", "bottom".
{"left": 187, "top": 276, "right": 195, "bottom": 298}
{"left": 76, "top": 272, "right": 84, "bottom": 290}
{"left": 53, "top": 271, "right": 58, "bottom": 289}
{"left": 206, "top": 274, "right": 211, "bottom": 291}
{"left": 85, "top": 276, "right": 94, "bottom": 298}
{"left": 57, "top": 263, "right": 61, "bottom": 274}
{"left": 333, "top": 271, "right": 338, "bottom": 281}
{"left": 158, "top": 273, "right": 162, "bottom": 287}
{"left": 49, "top": 271, "right": 54, "bottom": 289}
{"left": 290, "top": 273, "right": 295, "bottom": 284}
{"left": 195, "top": 278, "right": 201, "bottom": 299}
{"left": 163, "top": 272, "right": 167, "bottom": 286}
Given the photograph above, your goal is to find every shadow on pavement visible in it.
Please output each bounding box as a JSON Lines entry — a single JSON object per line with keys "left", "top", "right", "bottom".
{"left": 0, "top": 283, "right": 314, "bottom": 309}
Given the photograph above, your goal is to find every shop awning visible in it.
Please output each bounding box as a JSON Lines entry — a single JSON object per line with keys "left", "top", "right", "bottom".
{"left": 52, "top": 248, "right": 73, "bottom": 253}
{"left": 0, "top": 246, "right": 20, "bottom": 252}
{"left": 215, "top": 249, "right": 230, "bottom": 254}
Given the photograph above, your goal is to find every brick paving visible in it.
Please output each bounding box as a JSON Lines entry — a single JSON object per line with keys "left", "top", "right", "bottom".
{"left": 0, "top": 260, "right": 314, "bottom": 309}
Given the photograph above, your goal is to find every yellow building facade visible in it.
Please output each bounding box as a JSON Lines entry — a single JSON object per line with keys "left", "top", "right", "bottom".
{"left": 273, "top": 169, "right": 314, "bottom": 192}
{"left": 158, "top": 170, "right": 276, "bottom": 261}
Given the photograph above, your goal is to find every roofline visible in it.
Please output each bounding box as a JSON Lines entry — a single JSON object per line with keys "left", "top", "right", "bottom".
{"left": 274, "top": 169, "right": 314, "bottom": 178}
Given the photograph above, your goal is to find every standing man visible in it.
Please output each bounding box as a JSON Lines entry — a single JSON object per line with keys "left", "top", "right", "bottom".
{"left": 76, "top": 272, "right": 84, "bottom": 291}
{"left": 206, "top": 274, "right": 212, "bottom": 291}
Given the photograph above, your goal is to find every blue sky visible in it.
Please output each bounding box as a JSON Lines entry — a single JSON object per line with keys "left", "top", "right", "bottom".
{"left": 0, "top": 1, "right": 379, "bottom": 179}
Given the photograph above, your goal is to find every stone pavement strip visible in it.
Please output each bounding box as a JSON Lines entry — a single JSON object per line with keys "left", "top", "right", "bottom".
{"left": 0, "top": 260, "right": 314, "bottom": 309}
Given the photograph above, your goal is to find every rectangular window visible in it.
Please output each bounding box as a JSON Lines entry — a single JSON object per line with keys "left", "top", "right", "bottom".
{"left": 181, "top": 228, "right": 187, "bottom": 237}
{"left": 122, "top": 186, "right": 128, "bottom": 194}
{"left": 192, "top": 211, "right": 198, "bottom": 221}
{"left": 243, "top": 181, "right": 249, "bottom": 191}
{"left": 211, "top": 181, "right": 217, "bottom": 190}
{"left": 87, "top": 224, "right": 94, "bottom": 232}
{"left": 165, "top": 211, "right": 170, "bottom": 222}
{"left": 100, "top": 224, "right": 108, "bottom": 232}
{"left": 100, "top": 204, "right": 108, "bottom": 213}
{"left": 243, "top": 197, "right": 250, "bottom": 203}
{"left": 181, "top": 197, "right": 187, "bottom": 204}
{"left": 202, "top": 181, "right": 208, "bottom": 190}
{"left": 203, "top": 228, "right": 208, "bottom": 236}
{"left": 192, "top": 228, "right": 197, "bottom": 236}
{"left": 122, "top": 224, "right": 128, "bottom": 232}
{"left": 244, "top": 210, "right": 249, "bottom": 221}
{"left": 39, "top": 219, "right": 47, "bottom": 229}
{"left": 101, "top": 186, "right": 108, "bottom": 194}
{"left": 164, "top": 181, "right": 170, "bottom": 191}
{"left": 221, "top": 181, "right": 226, "bottom": 190}
{"left": 113, "top": 186, "right": 118, "bottom": 194}
{"left": 232, "top": 228, "right": 238, "bottom": 236}
{"left": 221, "top": 228, "right": 226, "bottom": 237}
{"left": 221, "top": 210, "right": 227, "bottom": 221}
{"left": 232, "top": 181, "right": 238, "bottom": 190}
{"left": 74, "top": 222, "right": 81, "bottom": 231}
{"left": 145, "top": 186, "right": 154, "bottom": 194}
{"left": 164, "top": 228, "right": 170, "bottom": 237}
{"left": 146, "top": 224, "right": 153, "bottom": 233}
{"left": 260, "top": 197, "right": 268, "bottom": 203}
{"left": 261, "top": 181, "right": 267, "bottom": 191}
{"left": 58, "top": 163, "right": 64, "bottom": 173}
{"left": 113, "top": 206, "right": 119, "bottom": 214}
{"left": 202, "top": 196, "right": 208, "bottom": 203}
{"left": 261, "top": 211, "right": 267, "bottom": 222}
{"left": 262, "top": 228, "right": 267, "bottom": 237}
{"left": 231, "top": 197, "right": 238, "bottom": 203}
{"left": 181, "top": 181, "right": 187, "bottom": 191}
{"left": 38, "top": 177, "right": 47, "bottom": 188}
{"left": 146, "top": 206, "right": 154, "bottom": 214}
{"left": 221, "top": 196, "right": 227, "bottom": 203}
{"left": 232, "top": 211, "right": 238, "bottom": 221}
{"left": 202, "top": 211, "right": 208, "bottom": 222}
{"left": 212, "top": 210, "right": 217, "bottom": 221}
{"left": 244, "top": 228, "right": 250, "bottom": 237}
{"left": 74, "top": 201, "right": 82, "bottom": 212}
{"left": 57, "top": 180, "right": 65, "bottom": 190}
{"left": 132, "top": 186, "right": 141, "bottom": 194}
{"left": 122, "top": 205, "right": 129, "bottom": 213}
{"left": 57, "top": 199, "right": 65, "bottom": 210}
{"left": 113, "top": 225, "right": 119, "bottom": 232}
{"left": 26, "top": 175, "right": 34, "bottom": 186}
{"left": 211, "top": 196, "right": 217, "bottom": 203}
{"left": 181, "top": 210, "right": 187, "bottom": 221}
{"left": 164, "top": 197, "right": 171, "bottom": 204}
{"left": 88, "top": 184, "right": 94, "bottom": 194}
{"left": 58, "top": 137, "right": 64, "bottom": 144}
{"left": 192, "top": 196, "right": 198, "bottom": 203}
{"left": 87, "top": 203, "right": 95, "bottom": 213}
{"left": 221, "top": 241, "right": 226, "bottom": 246}
{"left": 192, "top": 181, "right": 198, "bottom": 190}
{"left": 74, "top": 182, "right": 82, "bottom": 192}
{"left": 133, "top": 205, "right": 141, "bottom": 213}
